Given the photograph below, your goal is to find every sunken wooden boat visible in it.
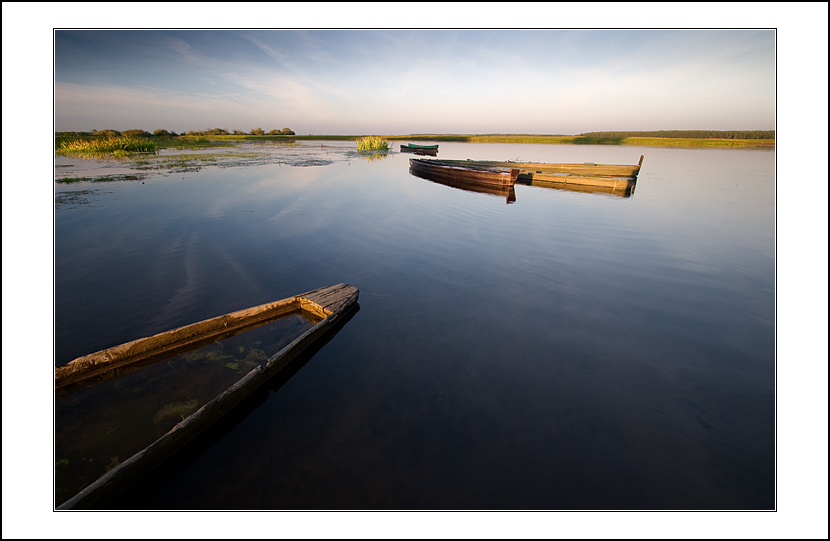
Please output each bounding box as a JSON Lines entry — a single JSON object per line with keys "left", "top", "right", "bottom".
{"left": 429, "top": 156, "right": 644, "bottom": 189}
{"left": 409, "top": 158, "right": 520, "bottom": 187}
{"left": 55, "top": 283, "right": 358, "bottom": 510}
{"left": 528, "top": 178, "right": 636, "bottom": 198}
{"left": 409, "top": 164, "right": 516, "bottom": 204}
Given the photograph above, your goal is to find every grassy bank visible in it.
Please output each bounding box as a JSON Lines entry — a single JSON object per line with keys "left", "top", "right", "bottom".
{"left": 381, "top": 134, "right": 775, "bottom": 148}
{"left": 55, "top": 136, "right": 233, "bottom": 157}
{"left": 56, "top": 137, "right": 157, "bottom": 156}
{"left": 185, "top": 133, "right": 774, "bottom": 148}
{"left": 57, "top": 133, "right": 775, "bottom": 152}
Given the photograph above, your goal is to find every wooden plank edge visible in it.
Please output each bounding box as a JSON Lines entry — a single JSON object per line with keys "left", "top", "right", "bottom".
{"left": 529, "top": 176, "right": 637, "bottom": 188}
{"left": 300, "top": 284, "right": 359, "bottom": 316}
{"left": 56, "top": 296, "right": 301, "bottom": 388}
{"left": 57, "top": 286, "right": 359, "bottom": 510}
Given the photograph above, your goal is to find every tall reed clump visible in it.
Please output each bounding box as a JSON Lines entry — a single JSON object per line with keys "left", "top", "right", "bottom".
{"left": 57, "top": 137, "right": 157, "bottom": 156}
{"left": 356, "top": 136, "right": 388, "bottom": 151}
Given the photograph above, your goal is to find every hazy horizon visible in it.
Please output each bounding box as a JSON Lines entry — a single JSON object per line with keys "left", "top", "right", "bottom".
{"left": 54, "top": 29, "right": 776, "bottom": 135}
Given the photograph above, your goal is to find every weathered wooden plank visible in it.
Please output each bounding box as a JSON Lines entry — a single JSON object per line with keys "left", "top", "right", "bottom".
{"left": 57, "top": 283, "right": 359, "bottom": 510}
{"left": 525, "top": 174, "right": 635, "bottom": 188}
{"left": 528, "top": 178, "right": 636, "bottom": 197}
{"left": 302, "top": 283, "right": 358, "bottom": 316}
{"left": 55, "top": 296, "right": 300, "bottom": 389}
{"left": 55, "top": 284, "right": 361, "bottom": 392}
{"left": 55, "top": 316, "right": 288, "bottom": 399}
{"left": 429, "top": 157, "right": 644, "bottom": 179}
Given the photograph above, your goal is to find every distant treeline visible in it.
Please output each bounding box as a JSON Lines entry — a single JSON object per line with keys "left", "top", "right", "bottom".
{"left": 55, "top": 127, "right": 295, "bottom": 138}
{"left": 576, "top": 130, "right": 775, "bottom": 140}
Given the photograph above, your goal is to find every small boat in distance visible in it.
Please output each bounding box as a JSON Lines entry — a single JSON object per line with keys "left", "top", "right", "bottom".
{"left": 400, "top": 143, "right": 438, "bottom": 156}
{"left": 401, "top": 143, "right": 439, "bottom": 150}
{"left": 409, "top": 158, "right": 519, "bottom": 187}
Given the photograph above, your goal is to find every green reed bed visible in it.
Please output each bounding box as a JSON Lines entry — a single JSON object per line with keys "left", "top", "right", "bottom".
{"left": 356, "top": 136, "right": 389, "bottom": 151}
{"left": 382, "top": 134, "right": 774, "bottom": 148}
{"left": 57, "top": 137, "right": 157, "bottom": 156}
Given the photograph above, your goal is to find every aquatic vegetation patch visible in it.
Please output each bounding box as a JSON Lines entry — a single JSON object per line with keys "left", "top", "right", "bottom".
{"left": 57, "top": 137, "right": 158, "bottom": 156}
{"left": 132, "top": 152, "right": 268, "bottom": 172}
{"left": 55, "top": 190, "right": 97, "bottom": 209}
{"left": 356, "top": 136, "right": 389, "bottom": 151}
{"left": 105, "top": 456, "right": 120, "bottom": 473}
{"left": 293, "top": 158, "right": 335, "bottom": 167}
{"left": 56, "top": 174, "right": 147, "bottom": 184}
{"left": 56, "top": 177, "right": 95, "bottom": 184}
{"left": 152, "top": 398, "right": 200, "bottom": 425}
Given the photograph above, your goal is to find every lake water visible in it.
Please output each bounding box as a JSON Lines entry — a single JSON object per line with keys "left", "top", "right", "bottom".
{"left": 54, "top": 141, "right": 775, "bottom": 510}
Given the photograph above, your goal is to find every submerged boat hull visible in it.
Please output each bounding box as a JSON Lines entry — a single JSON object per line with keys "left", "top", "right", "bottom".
{"left": 409, "top": 166, "right": 516, "bottom": 204}
{"left": 428, "top": 156, "right": 643, "bottom": 185}
{"left": 409, "top": 158, "right": 519, "bottom": 187}
{"left": 56, "top": 283, "right": 359, "bottom": 509}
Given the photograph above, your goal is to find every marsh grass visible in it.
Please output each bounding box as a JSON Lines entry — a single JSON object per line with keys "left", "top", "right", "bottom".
{"left": 56, "top": 174, "right": 145, "bottom": 184}
{"left": 383, "top": 134, "right": 775, "bottom": 148}
{"left": 132, "top": 152, "right": 262, "bottom": 170}
{"left": 57, "top": 137, "right": 158, "bottom": 156}
{"left": 158, "top": 137, "right": 234, "bottom": 149}
{"left": 356, "top": 136, "right": 389, "bottom": 151}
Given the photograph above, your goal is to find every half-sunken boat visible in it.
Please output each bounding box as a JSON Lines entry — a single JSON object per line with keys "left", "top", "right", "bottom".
{"left": 409, "top": 163, "right": 516, "bottom": 204}
{"left": 426, "top": 156, "right": 644, "bottom": 189}
{"left": 56, "top": 283, "right": 359, "bottom": 510}
{"left": 409, "top": 158, "right": 520, "bottom": 187}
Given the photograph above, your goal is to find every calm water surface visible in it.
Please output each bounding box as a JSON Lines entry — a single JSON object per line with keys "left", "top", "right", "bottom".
{"left": 54, "top": 142, "right": 775, "bottom": 509}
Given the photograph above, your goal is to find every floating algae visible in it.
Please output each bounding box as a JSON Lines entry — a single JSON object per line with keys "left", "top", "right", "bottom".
{"left": 105, "top": 456, "right": 120, "bottom": 473}
{"left": 152, "top": 398, "right": 199, "bottom": 425}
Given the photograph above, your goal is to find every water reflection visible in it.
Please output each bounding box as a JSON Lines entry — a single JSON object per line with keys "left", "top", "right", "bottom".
{"left": 520, "top": 177, "right": 637, "bottom": 198}
{"left": 352, "top": 150, "right": 392, "bottom": 162}
{"left": 409, "top": 166, "right": 516, "bottom": 204}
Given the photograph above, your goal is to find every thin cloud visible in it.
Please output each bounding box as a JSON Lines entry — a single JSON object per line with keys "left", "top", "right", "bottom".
{"left": 54, "top": 30, "right": 775, "bottom": 134}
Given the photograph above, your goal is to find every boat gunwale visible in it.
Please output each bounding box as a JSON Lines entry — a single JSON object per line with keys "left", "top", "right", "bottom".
{"left": 409, "top": 158, "right": 518, "bottom": 185}
{"left": 427, "top": 156, "right": 644, "bottom": 180}
{"left": 401, "top": 143, "right": 439, "bottom": 149}
{"left": 56, "top": 283, "right": 359, "bottom": 510}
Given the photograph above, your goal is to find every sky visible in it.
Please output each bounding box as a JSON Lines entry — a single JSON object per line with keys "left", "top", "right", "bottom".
{"left": 53, "top": 29, "right": 776, "bottom": 135}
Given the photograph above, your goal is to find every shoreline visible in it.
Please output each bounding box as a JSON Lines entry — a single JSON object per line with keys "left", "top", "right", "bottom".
{"left": 187, "top": 134, "right": 776, "bottom": 149}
